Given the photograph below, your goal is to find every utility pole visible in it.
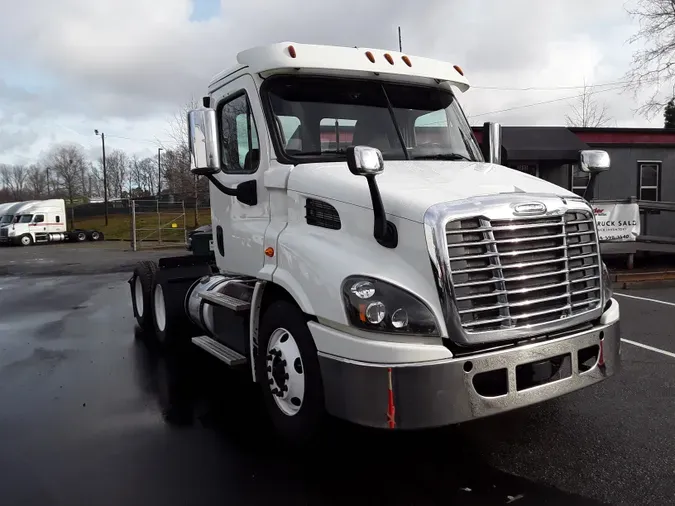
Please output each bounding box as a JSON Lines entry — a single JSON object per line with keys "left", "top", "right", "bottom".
{"left": 45, "top": 166, "right": 50, "bottom": 196}
{"left": 157, "top": 147, "right": 163, "bottom": 200}
{"left": 94, "top": 129, "right": 109, "bottom": 226}
{"left": 398, "top": 26, "right": 402, "bottom": 52}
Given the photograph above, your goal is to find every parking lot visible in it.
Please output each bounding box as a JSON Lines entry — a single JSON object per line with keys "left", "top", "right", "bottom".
{"left": 0, "top": 249, "right": 674, "bottom": 505}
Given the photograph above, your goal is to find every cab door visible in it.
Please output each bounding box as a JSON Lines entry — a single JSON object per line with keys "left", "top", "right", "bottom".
{"left": 209, "top": 74, "right": 271, "bottom": 278}
{"left": 33, "top": 214, "right": 46, "bottom": 232}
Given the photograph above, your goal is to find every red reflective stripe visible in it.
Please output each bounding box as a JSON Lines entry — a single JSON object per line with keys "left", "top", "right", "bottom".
{"left": 386, "top": 367, "right": 396, "bottom": 429}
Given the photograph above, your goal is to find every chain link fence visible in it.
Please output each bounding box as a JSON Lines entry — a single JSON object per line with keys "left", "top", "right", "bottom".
{"left": 130, "top": 200, "right": 187, "bottom": 251}
{"left": 66, "top": 195, "right": 212, "bottom": 248}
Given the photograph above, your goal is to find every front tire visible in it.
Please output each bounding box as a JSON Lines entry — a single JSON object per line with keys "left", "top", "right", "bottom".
{"left": 256, "top": 300, "right": 325, "bottom": 445}
{"left": 19, "top": 234, "right": 33, "bottom": 246}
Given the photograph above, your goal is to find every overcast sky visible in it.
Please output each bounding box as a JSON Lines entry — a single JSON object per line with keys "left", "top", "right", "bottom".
{"left": 0, "top": 0, "right": 660, "bottom": 165}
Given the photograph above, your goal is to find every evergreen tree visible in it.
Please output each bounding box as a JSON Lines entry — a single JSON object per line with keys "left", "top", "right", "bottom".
{"left": 664, "top": 98, "right": 675, "bottom": 128}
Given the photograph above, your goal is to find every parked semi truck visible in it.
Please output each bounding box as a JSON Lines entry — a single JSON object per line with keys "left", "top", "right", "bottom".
{"left": 0, "top": 198, "right": 104, "bottom": 246}
{"left": 128, "top": 42, "right": 620, "bottom": 443}
{"left": 0, "top": 201, "right": 19, "bottom": 219}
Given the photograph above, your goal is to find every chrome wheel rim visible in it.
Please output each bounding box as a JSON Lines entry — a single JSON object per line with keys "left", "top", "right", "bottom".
{"left": 266, "top": 328, "right": 305, "bottom": 416}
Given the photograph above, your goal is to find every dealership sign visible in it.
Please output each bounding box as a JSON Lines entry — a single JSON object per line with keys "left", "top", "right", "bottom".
{"left": 592, "top": 203, "right": 640, "bottom": 242}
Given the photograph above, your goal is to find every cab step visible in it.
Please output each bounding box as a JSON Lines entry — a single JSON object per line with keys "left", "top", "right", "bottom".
{"left": 191, "top": 335, "right": 247, "bottom": 366}
{"left": 198, "top": 291, "right": 251, "bottom": 312}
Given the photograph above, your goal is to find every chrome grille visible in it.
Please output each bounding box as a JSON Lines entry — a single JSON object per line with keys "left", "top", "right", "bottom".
{"left": 446, "top": 211, "right": 601, "bottom": 333}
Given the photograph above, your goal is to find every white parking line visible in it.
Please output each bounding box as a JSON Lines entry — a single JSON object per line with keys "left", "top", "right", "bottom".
{"left": 614, "top": 292, "right": 675, "bottom": 307}
{"left": 621, "top": 339, "right": 675, "bottom": 359}
{"left": 612, "top": 292, "right": 675, "bottom": 358}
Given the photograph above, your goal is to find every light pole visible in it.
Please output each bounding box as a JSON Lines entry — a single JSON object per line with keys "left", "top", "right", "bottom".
{"left": 157, "top": 147, "right": 163, "bottom": 200}
{"left": 94, "top": 129, "right": 109, "bottom": 226}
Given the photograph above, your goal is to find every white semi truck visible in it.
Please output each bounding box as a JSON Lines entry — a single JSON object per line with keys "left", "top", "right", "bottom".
{"left": 128, "top": 42, "right": 620, "bottom": 443}
{"left": 0, "top": 201, "right": 19, "bottom": 219}
{"left": 0, "top": 198, "right": 104, "bottom": 246}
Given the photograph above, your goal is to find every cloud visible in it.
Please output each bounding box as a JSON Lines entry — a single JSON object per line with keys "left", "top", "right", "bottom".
{"left": 0, "top": 0, "right": 659, "bottom": 165}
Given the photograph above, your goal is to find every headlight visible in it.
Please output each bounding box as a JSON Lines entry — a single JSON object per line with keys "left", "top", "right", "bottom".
{"left": 601, "top": 261, "right": 613, "bottom": 307}
{"left": 342, "top": 276, "right": 439, "bottom": 336}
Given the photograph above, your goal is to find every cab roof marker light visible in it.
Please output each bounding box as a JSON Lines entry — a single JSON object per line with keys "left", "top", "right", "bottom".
{"left": 453, "top": 65, "right": 464, "bottom": 76}
{"left": 365, "top": 51, "right": 375, "bottom": 63}
{"left": 288, "top": 45, "right": 297, "bottom": 58}
{"left": 384, "top": 53, "right": 394, "bottom": 65}
{"left": 401, "top": 55, "right": 412, "bottom": 67}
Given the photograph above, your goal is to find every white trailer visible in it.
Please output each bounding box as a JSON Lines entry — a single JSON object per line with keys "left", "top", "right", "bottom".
{"left": 128, "top": 42, "right": 620, "bottom": 444}
{"left": 0, "top": 198, "right": 104, "bottom": 246}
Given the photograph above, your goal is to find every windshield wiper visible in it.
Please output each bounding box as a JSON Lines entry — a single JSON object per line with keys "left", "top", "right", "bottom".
{"left": 412, "top": 153, "right": 473, "bottom": 161}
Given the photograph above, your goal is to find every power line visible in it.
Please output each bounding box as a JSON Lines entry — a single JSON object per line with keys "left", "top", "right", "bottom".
{"left": 471, "top": 76, "right": 659, "bottom": 92}
{"left": 466, "top": 83, "right": 627, "bottom": 119}
{"left": 472, "top": 80, "right": 628, "bottom": 91}
{"left": 105, "top": 134, "right": 173, "bottom": 146}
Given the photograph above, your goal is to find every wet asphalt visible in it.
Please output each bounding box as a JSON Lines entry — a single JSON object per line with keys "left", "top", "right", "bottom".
{"left": 0, "top": 269, "right": 674, "bottom": 505}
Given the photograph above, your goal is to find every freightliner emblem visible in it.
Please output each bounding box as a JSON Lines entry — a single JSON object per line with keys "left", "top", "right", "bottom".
{"left": 513, "top": 202, "right": 547, "bottom": 216}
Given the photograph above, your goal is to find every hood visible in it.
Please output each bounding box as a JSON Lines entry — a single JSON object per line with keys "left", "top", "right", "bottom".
{"left": 287, "top": 160, "right": 578, "bottom": 223}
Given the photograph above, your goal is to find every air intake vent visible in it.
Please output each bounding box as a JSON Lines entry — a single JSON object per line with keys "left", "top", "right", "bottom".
{"left": 305, "top": 198, "right": 341, "bottom": 230}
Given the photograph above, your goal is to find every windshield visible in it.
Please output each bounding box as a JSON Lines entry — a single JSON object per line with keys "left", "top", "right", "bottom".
{"left": 263, "top": 76, "right": 483, "bottom": 164}
{"left": 0, "top": 215, "right": 13, "bottom": 224}
{"left": 18, "top": 214, "right": 34, "bottom": 223}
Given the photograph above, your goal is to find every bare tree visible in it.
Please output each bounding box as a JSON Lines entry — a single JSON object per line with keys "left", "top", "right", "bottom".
{"left": 0, "top": 165, "right": 29, "bottom": 199}
{"left": 167, "top": 96, "right": 200, "bottom": 150}
{"left": 26, "top": 165, "right": 47, "bottom": 198}
{"left": 0, "top": 165, "right": 12, "bottom": 194}
{"left": 131, "top": 155, "right": 157, "bottom": 196}
{"left": 624, "top": 0, "right": 675, "bottom": 117}
{"left": 565, "top": 82, "right": 612, "bottom": 127}
{"left": 11, "top": 166, "right": 28, "bottom": 199}
{"left": 47, "top": 143, "right": 88, "bottom": 204}
{"left": 105, "top": 149, "right": 129, "bottom": 199}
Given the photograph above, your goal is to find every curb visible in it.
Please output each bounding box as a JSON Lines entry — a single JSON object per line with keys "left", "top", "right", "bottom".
{"left": 609, "top": 269, "right": 675, "bottom": 287}
{"left": 613, "top": 279, "right": 675, "bottom": 290}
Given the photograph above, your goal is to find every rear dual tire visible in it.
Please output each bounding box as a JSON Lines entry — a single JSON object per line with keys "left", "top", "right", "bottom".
{"left": 131, "top": 261, "right": 159, "bottom": 333}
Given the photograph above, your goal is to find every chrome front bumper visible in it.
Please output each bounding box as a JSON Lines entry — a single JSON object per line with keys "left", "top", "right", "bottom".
{"left": 317, "top": 298, "right": 620, "bottom": 430}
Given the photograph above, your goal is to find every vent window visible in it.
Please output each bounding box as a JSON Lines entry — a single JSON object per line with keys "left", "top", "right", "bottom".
{"left": 305, "top": 199, "right": 341, "bottom": 230}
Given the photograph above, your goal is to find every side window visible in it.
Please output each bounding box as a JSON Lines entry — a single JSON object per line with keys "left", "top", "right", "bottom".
{"left": 34, "top": 215, "right": 45, "bottom": 223}
{"left": 220, "top": 92, "right": 260, "bottom": 174}
{"left": 639, "top": 161, "right": 661, "bottom": 201}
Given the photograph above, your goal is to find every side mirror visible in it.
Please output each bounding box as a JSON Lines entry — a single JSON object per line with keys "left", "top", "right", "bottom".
{"left": 482, "top": 121, "right": 502, "bottom": 165}
{"left": 188, "top": 108, "right": 221, "bottom": 175}
{"left": 580, "top": 150, "right": 610, "bottom": 173}
{"left": 345, "top": 145, "right": 397, "bottom": 248}
{"left": 346, "top": 146, "right": 384, "bottom": 176}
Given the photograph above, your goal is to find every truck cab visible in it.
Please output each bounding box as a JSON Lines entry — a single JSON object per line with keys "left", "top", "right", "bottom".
{"left": 1, "top": 199, "right": 67, "bottom": 246}
{"left": 129, "top": 42, "right": 620, "bottom": 443}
